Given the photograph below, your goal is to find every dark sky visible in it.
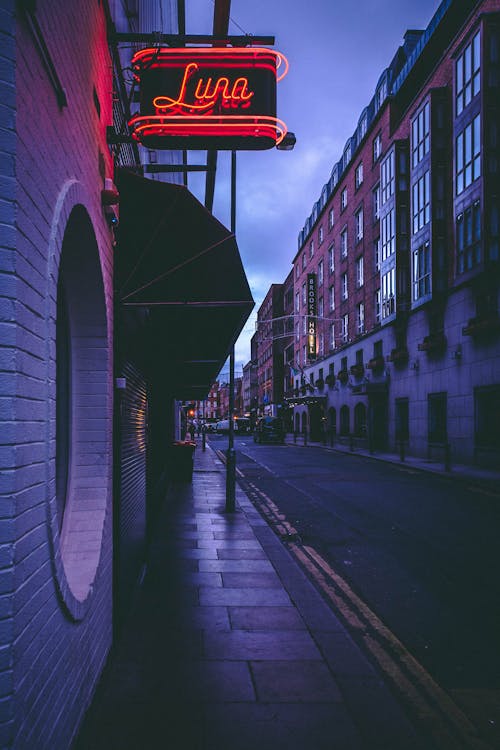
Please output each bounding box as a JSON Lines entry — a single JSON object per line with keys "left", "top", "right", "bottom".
{"left": 185, "top": 0, "right": 441, "bottom": 375}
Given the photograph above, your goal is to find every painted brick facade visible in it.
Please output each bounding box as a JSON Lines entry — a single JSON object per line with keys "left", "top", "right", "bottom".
{"left": 0, "top": 4, "right": 16, "bottom": 745}
{"left": 0, "top": 2, "right": 115, "bottom": 747}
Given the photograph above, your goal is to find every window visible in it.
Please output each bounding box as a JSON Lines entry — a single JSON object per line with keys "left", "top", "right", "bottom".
{"left": 411, "top": 102, "right": 430, "bottom": 168}
{"left": 354, "top": 403, "right": 367, "bottom": 436}
{"left": 295, "top": 291, "right": 300, "bottom": 312}
{"left": 328, "top": 207, "right": 334, "bottom": 229}
{"left": 328, "top": 285, "right": 335, "bottom": 311}
{"left": 319, "top": 332, "right": 324, "bottom": 356}
{"left": 296, "top": 321, "right": 300, "bottom": 340}
{"left": 456, "top": 31, "right": 481, "bottom": 116}
{"left": 381, "top": 268, "right": 395, "bottom": 319}
{"left": 376, "top": 79, "right": 387, "bottom": 110}
{"left": 428, "top": 392, "right": 447, "bottom": 444}
{"left": 373, "top": 132, "right": 382, "bottom": 163}
{"left": 53, "top": 205, "right": 110, "bottom": 613}
{"left": 356, "top": 302, "right": 365, "bottom": 334}
{"left": 381, "top": 151, "right": 395, "bottom": 204}
{"left": 295, "top": 263, "right": 300, "bottom": 279}
{"left": 344, "top": 142, "right": 352, "bottom": 167}
{"left": 355, "top": 162, "right": 363, "bottom": 189}
{"left": 356, "top": 256, "right": 364, "bottom": 288}
{"left": 413, "top": 241, "right": 431, "bottom": 300}
{"left": 303, "top": 345, "right": 307, "bottom": 366}
{"left": 412, "top": 171, "right": 431, "bottom": 233}
{"left": 329, "top": 323, "right": 335, "bottom": 349}
{"left": 341, "top": 314, "right": 349, "bottom": 343}
{"left": 309, "top": 239, "right": 314, "bottom": 258}
{"left": 340, "top": 405, "right": 349, "bottom": 435}
{"left": 456, "top": 114, "right": 481, "bottom": 194}
{"left": 341, "top": 227, "right": 348, "bottom": 258}
{"left": 341, "top": 187, "right": 348, "bottom": 211}
{"left": 475, "top": 385, "right": 500, "bottom": 451}
{"left": 355, "top": 207, "right": 364, "bottom": 242}
{"left": 318, "top": 226, "right": 324, "bottom": 245}
{"left": 456, "top": 200, "right": 481, "bottom": 273}
{"left": 302, "top": 315, "right": 307, "bottom": 334}
{"left": 302, "top": 252, "right": 307, "bottom": 269}
{"left": 359, "top": 115, "right": 367, "bottom": 139}
{"left": 318, "top": 259, "right": 324, "bottom": 286}
{"left": 318, "top": 296, "right": 324, "bottom": 318}
{"left": 375, "top": 288, "right": 381, "bottom": 324}
{"left": 374, "top": 237, "right": 381, "bottom": 271}
{"left": 341, "top": 273, "right": 348, "bottom": 301}
{"left": 395, "top": 398, "right": 409, "bottom": 442}
{"left": 302, "top": 282, "right": 306, "bottom": 305}
{"left": 381, "top": 209, "right": 395, "bottom": 260}
{"left": 328, "top": 243, "right": 335, "bottom": 272}
{"left": 373, "top": 184, "right": 380, "bottom": 221}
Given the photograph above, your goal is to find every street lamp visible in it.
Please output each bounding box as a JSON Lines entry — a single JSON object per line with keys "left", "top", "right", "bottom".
{"left": 276, "top": 131, "right": 296, "bottom": 151}
{"left": 226, "top": 134, "right": 296, "bottom": 512}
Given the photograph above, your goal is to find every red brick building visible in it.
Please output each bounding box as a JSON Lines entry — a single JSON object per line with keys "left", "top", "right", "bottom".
{"left": 290, "top": 0, "right": 500, "bottom": 461}
{"left": 255, "top": 284, "right": 286, "bottom": 416}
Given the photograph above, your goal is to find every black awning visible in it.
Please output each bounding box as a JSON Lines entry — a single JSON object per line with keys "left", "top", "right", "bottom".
{"left": 116, "top": 169, "right": 254, "bottom": 399}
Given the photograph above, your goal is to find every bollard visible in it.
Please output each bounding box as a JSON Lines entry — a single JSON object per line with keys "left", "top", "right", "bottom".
{"left": 202, "top": 430, "right": 206, "bottom": 452}
{"left": 444, "top": 442, "right": 451, "bottom": 472}
{"left": 399, "top": 440, "right": 405, "bottom": 462}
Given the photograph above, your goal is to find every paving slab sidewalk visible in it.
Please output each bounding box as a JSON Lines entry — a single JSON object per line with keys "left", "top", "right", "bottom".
{"left": 74, "top": 445, "right": 431, "bottom": 750}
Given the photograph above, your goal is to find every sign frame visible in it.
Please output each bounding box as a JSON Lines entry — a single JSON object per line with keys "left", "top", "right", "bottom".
{"left": 129, "top": 46, "right": 289, "bottom": 150}
{"left": 307, "top": 273, "right": 317, "bottom": 361}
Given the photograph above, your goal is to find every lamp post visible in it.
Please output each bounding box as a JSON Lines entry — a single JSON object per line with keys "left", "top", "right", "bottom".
{"left": 225, "top": 136, "right": 295, "bottom": 511}
{"left": 225, "top": 150, "right": 237, "bottom": 512}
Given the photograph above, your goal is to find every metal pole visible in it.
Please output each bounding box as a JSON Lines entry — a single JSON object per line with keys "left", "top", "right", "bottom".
{"left": 202, "top": 398, "right": 206, "bottom": 451}
{"left": 226, "top": 151, "right": 237, "bottom": 512}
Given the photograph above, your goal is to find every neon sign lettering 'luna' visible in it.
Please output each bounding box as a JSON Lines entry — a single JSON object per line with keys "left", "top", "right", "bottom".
{"left": 153, "top": 62, "right": 254, "bottom": 113}
{"left": 129, "top": 47, "right": 289, "bottom": 149}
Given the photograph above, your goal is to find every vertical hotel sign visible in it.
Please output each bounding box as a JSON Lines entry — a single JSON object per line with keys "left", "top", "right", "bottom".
{"left": 307, "top": 273, "right": 317, "bottom": 360}
{"left": 129, "top": 47, "right": 289, "bottom": 150}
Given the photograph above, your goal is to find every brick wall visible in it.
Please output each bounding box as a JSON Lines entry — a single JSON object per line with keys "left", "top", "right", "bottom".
{"left": 0, "top": 2, "right": 17, "bottom": 745}
{"left": 5, "top": 2, "right": 116, "bottom": 747}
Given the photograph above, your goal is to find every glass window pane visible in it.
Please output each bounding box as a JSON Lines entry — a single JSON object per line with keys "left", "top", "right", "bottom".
{"left": 473, "top": 32, "right": 481, "bottom": 72}
{"left": 457, "top": 56, "right": 463, "bottom": 89}
{"left": 456, "top": 133, "right": 463, "bottom": 170}
{"left": 474, "top": 115, "right": 481, "bottom": 155}
{"left": 465, "top": 44, "right": 472, "bottom": 80}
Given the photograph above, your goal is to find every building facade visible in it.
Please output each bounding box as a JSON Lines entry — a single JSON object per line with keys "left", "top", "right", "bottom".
{"left": 255, "top": 283, "right": 287, "bottom": 416}
{"left": 1, "top": 1, "right": 253, "bottom": 747}
{"left": 289, "top": 0, "right": 500, "bottom": 466}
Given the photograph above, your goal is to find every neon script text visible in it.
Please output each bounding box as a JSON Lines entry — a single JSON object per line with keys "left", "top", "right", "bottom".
{"left": 153, "top": 63, "right": 254, "bottom": 113}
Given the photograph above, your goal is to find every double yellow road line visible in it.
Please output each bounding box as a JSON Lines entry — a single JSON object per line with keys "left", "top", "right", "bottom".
{"left": 243, "top": 478, "right": 492, "bottom": 750}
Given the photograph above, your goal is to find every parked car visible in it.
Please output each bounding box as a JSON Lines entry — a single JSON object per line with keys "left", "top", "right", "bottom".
{"left": 253, "top": 417, "right": 285, "bottom": 444}
{"left": 215, "top": 419, "right": 230, "bottom": 434}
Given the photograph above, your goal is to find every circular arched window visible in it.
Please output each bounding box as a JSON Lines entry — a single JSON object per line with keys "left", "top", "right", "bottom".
{"left": 52, "top": 204, "right": 110, "bottom": 616}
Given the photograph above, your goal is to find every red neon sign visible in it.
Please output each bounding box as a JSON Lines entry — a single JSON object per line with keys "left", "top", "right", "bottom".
{"left": 129, "top": 47, "right": 289, "bottom": 150}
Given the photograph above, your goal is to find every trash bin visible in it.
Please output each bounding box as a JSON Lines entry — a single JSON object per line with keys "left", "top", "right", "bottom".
{"left": 168, "top": 440, "right": 196, "bottom": 481}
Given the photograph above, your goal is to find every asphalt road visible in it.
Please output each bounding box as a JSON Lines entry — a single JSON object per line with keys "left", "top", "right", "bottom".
{"left": 210, "top": 434, "right": 500, "bottom": 705}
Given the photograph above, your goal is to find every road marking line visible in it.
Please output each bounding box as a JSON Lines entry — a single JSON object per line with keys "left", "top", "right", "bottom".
{"left": 292, "top": 543, "right": 489, "bottom": 749}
